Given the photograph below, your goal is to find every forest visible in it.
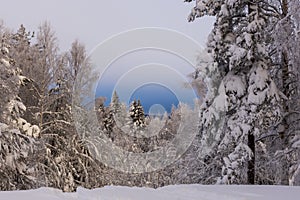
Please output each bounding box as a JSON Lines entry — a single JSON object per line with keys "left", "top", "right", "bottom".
{"left": 0, "top": 0, "right": 300, "bottom": 192}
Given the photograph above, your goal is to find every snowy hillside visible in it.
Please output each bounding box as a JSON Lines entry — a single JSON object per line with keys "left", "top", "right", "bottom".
{"left": 0, "top": 185, "right": 299, "bottom": 200}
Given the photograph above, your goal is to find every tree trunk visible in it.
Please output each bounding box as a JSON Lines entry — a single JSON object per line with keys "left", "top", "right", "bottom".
{"left": 248, "top": 133, "right": 255, "bottom": 184}
{"left": 247, "top": 2, "right": 256, "bottom": 185}
{"left": 280, "top": 0, "right": 290, "bottom": 185}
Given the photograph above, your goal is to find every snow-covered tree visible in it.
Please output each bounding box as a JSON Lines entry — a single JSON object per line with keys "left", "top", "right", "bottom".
{"left": 0, "top": 21, "right": 107, "bottom": 191}
{"left": 129, "top": 100, "right": 146, "bottom": 128}
{"left": 264, "top": 0, "right": 300, "bottom": 185}
{"left": 111, "top": 90, "right": 121, "bottom": 114}
{"left": 9, "top": 25, "right": 40, "bottom": 126}
{"left": 0, "top": 24, "right": 40, "bottom": 190}
{"left": 103, "top": 107, "right": 115, "bottom": 133}
{"left": 102, "top": 91, "right": 121, "bottom": 134}
{"left": 186, "top": 0, "right": 282, "bottom": 184}
{"left": 36, "top": 39, "right": 104, "bottom": 192}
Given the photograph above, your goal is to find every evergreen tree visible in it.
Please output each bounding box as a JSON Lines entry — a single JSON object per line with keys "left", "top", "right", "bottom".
{"left": 0, "top": 26, "right": 39, "bottom": 190}
{"left": 111, "top": 90, "right": 121, "bottom": 114}
{"left": 103, "top": 107, "right": 115, "bottom": 133}
{"left": 187, "top": 0, "right": 282, "bottom": 184}
{"left": 265, "top": 0, "right": 300, "bottom": 185}
{"left": 129, "top": 100, "right": 146, "bottom": 128}
{"left": 95, "top": 96, "right": 106, "bottom": 128}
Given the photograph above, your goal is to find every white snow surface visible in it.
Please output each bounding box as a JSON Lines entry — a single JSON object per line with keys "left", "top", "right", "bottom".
{"left": 0, "top": 184, "right": 299, "bottom": 200}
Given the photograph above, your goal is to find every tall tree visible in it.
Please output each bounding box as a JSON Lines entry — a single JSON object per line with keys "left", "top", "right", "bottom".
{"left": 0, "top": 23, "right": 39, "bottom": 191}
{"left": 36, "top": 39, "right": 103, "bottom": 191}
{"left": 186, "top": 0, "right": 282, "bottom": 184}
{"left": 268, "top": 0, "right": 300, "bottom": 185}
{"left": 129, "top": 100, "right": 146, "bottom": 128}
{"left": 22, "top": 22, "right": 59, "bottom": 133}
{"left": 111, "top": 90, "right": 121, "bottom": 114}
{"left": 9, "top": 24, "right": 40, "bottom": 125}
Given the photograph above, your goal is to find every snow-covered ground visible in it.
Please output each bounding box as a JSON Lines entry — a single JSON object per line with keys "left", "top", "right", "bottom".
{"left": 0, "top": 184, "right": 299, "bottom": 200}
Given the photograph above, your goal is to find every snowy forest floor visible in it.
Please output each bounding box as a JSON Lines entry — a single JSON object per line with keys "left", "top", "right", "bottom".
{"left": 0, "top": 184, "right": 299, "bottom": 200}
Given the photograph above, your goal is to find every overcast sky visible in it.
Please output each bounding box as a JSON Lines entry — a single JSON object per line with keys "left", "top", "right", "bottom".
{"left": 1, "top": 0, "right": 215, "bottom": 111}
{"left": 0, "top": 0, "right": 214, "bottom": 52}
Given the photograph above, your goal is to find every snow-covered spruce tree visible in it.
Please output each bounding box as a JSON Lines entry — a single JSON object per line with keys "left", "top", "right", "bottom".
{"left": 102, "top": 91, "right": 121, "bottom": 134}
{"left": 111, "top": 90, "right": 121, "bottom": 114}
{"left": 266, "top": 0, "right": 300, "bottom": 185}
{"left": 239, "top": 0, "right": 300, "bottom": 185}
{"left": 103, "top": 107, "right": 115, "bottom": 133}
{"left": 113, "top": 100, "right": 147, "bottom": 153}
{"left": 287, "top": 0, "right": 300, "bottom": 186}
{"left": 0, "top": 26, "right": 40, "bottom": 190}
{"left": 9, "top": 25, "right": 41, "bottom": 126}
{"left": 186, "top": 0, "right": 282, "bottom": 184}
{"left": 129, "top": 100, "right": 146, "bottom": 128}
{"left": 95, "top": 96, "right": 107, "bottom": 128}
